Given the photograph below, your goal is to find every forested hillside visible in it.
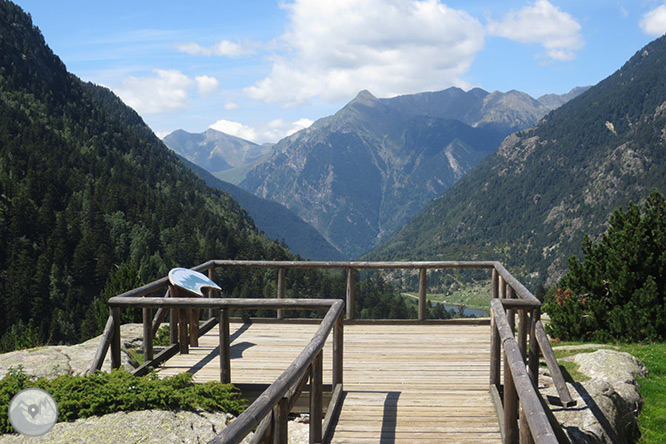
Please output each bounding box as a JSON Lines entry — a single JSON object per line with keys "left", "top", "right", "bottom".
{"left": 0, "top": 1, "right": 295, "bottom": 349}
{"left": 371, "top": 34, "right": 666, "bottom": 288}
{"left": 180, "top": 158, "right": 345, "bottom": 261}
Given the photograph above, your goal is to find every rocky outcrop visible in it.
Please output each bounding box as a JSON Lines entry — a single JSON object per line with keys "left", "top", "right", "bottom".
{"left": 0, "top": 324, "right": 145, "bottom": 379}
{"left": 0, "top": 410, "right": 245, "bottom": 444}
{"left": 539, "top": 349, "right": 647, "bottom": 444}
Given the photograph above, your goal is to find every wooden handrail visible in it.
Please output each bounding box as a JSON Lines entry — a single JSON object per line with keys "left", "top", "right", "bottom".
{"left": 100, "top": 291, "right": 344, "bottom": 444}
{"left": 209, "top": 299, "right": 344, "bottom": 444}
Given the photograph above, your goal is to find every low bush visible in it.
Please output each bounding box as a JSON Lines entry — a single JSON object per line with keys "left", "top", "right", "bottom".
{"left": 0, "top": 367, "right": 246, "bottom": 434}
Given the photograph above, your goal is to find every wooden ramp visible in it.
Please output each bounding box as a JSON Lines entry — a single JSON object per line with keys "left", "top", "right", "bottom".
{"left": 158, "top": 321, "right": 501, "bottom": 444}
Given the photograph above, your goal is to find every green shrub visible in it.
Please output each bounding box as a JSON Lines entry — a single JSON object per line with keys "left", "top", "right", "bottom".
{"left": 0, "top": 367, "right": 246, "bottom": 434}
{"left": 544, "top": 189, "right": 666, "bottom": 342}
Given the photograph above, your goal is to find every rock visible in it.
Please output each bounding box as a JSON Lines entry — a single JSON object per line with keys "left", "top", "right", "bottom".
{"left": 540, "top": 349, "right": 646, "bottom": 444}
{"left": 0, "top": 324, "right": 145, "bottom": 379}
{"left": 572, "top": 349, "right": 648, "bottom": 384}
{"left": 0, "top": 409, "right": 250, "bottom": 444}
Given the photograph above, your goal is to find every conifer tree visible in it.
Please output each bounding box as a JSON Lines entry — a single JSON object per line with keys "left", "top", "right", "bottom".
{"left": 544, "top": 189, "right": 666, "bottom": 342}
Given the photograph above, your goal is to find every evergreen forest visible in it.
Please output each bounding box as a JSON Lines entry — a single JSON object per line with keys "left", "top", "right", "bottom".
{"left": 0, "top": 1, "right": 439, "bottom": 352}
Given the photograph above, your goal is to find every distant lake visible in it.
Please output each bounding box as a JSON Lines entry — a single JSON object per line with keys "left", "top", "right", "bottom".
{"left": 441, "top": 304, "right": 489, "bottom": 317}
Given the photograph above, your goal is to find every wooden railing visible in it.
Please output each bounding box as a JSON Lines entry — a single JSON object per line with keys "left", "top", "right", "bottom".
{"left": 89, "top": 260, "right": 576, "bottom": 444}
{"left": 490, "top": 264, "right": 575, "bottom": 444}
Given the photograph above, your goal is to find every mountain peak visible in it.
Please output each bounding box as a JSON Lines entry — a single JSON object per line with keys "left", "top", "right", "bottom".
{"left": 351, "top": 89, "right": 379, "bottom": 105}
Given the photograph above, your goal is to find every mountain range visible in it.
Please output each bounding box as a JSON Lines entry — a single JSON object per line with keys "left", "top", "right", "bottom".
{"left": 164, "top": 129, "right": 272, "bottom": 178}
{"left": 371, "top": 35, "right": 666, "bottom": 287}
{"left": 167, "top": 87, "right": 587, "bottom": 258}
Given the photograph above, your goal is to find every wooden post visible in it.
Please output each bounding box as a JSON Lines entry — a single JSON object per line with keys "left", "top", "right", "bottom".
{"left": 110, "top": 307, "right": 121, "bottom": 370}
{"left": 529, "top": 308, "right": 540, "bottom": 386}
{"left": 168, "top": 285, "right": 179, "bottom": 346}
{"left": 219, "top": 308, "right": 231, "bottom": 384}
{"left": 519, "top": 308, "right": 533, "bottom": 444}
{"left": 490, "top": 268, "right": 501, "bottom": 386}
{"left": 272, "top": 397, "right": 289, "bottom": 444}
{"left": 189, "top": 306, "right": 199, "bottom": 347}
{"left": 277, "top": 267, "right": 286, "bottom": 320}
{"left": 208, "top": 267, "right": 218, "bottom": 319}
{"left": 418, "top": 268, "right": 427, "bottom": 321}
{"left": 504, "top": 351, "right": 519, "bottom": 444}
{"left": 333, "top": 311, "right": 344, "bottom": 387}
{"left": 507, "top": 286, "right": 516, "bottom": 332}
{"left": 518, "top": 309, "right": 528, "bottom": 363}
{"left": 520, "top": 407, "right": 534, "bottom": 444}
{"left": 346, "top": 269, "right": 355, "bottom": 320}
{"left": 142, "top": 307, "right": 153, "bottom": 362}
{"left": 178, "top": 308, "right": 189, "bottom": 354}
{"left": 310, "top": 351, "right": 323, "bottom": 444}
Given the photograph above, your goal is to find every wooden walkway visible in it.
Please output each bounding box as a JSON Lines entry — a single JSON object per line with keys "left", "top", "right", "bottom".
{"left": 158, "top": 321, "right": 501, "bottom": 443}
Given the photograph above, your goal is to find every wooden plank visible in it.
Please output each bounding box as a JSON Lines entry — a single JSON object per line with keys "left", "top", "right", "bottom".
{"left": 159, "top": 322, "right": 502, "bottom": 443}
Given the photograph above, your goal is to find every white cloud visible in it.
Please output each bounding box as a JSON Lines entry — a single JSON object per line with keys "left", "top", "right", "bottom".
{"left": 209, "top": 117, "right": 315, "bottom": 144}
{"left": 209, "top": 119, "right": 258, "bottom": 141}
{"left": 177, "top": 40, "right": 257, "bottom": 57}
{"left": 195, "top": 75, "right": 220, "bottom": 96}
{"left": 244, "top": 0, "right": 484, "bottom": 105}
{"left": 640, "top": 4, "right": 666, "bottom": 36}
{"left": 115, "top": 69, "right": 193, "bottom": 114}
{"left": 287, "top": 118, "right": 314, "bottom": 135}
{"left": 114, "top": 70, "right": 220, "bottom": 114}
{"left": 224, "top": 102, "right": 240, "bottom": 110}
{"left": 487, "top": 0, "right": 583, "bottom": 61}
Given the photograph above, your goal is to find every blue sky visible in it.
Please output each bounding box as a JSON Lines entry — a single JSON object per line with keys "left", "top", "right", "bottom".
{"left": 14, "top": 0, "right": 666, "bottom": 143}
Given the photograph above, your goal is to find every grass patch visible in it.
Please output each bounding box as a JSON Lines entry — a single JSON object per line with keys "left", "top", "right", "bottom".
{"left": 402, "top": 281, "right": 492, "bottom": 310}
{"left": 617, "top": 343, "right": 666, "bottom": 444}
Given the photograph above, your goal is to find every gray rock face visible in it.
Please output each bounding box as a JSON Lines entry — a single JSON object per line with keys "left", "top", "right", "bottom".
{"left": 0, "top": 324, "right": 144, "bottom": 379}
{"left": 0, "top": 410, "right": 243, "bottom": 444}
{"left": 540, "top": 349, "right": 647, "bottom": 444}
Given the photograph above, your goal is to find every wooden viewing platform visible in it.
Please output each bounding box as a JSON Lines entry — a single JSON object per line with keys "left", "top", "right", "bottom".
{"left": 158, "top": 320, "right": 501, "bottom": 443}
{"left": 97, "top": 260, "right": 573, "bottom": 443}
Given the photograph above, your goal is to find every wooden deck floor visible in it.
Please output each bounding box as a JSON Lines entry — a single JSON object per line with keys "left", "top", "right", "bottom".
{"left": 158, "top": 321, "right": 501, "bottom": 444}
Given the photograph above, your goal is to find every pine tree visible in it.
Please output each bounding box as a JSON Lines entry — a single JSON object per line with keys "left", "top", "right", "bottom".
{"left": 544, "top": 189, "right": 666, "bottom": 342}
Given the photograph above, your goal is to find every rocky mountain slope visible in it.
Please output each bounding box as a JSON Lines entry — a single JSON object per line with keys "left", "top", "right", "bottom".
{"left": 181, "top": 158, "right": 344, "bottom": 260}
{"left": 234, "top": 86, "right": 586, "bottom": 258}
{"left": 164, "top": 128, "right": 271, "bottom": 176}
{"left": 370, "top": 35, "right": 666, "bottom": 287}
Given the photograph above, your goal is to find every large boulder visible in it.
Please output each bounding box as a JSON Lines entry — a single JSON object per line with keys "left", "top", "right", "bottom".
{"left": 0, "top": 410, "right": 245, "bottom": 444}
{"left": 539, "top": 349, "right": 647, "bottom": 444}
{"left": 0, "top": 324, "right": 145, "bottom": 379}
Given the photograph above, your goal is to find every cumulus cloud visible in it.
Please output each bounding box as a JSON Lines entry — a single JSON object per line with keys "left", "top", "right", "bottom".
{"left": 244, "top": 0, "right": 484, "bottom": 105}
{"left": 640, "top": 4, "right": 666, "bottom": 36}
{"left": 115, "top": 70, "right": 220, "bottom": 114}
{"left": 115, "top": 69, "right": 193, "bottom": 114}
{"left": 487, "top": 0, "right": 583, "bottom": 61}
{"left": 177, "top": 40, "right": 257, "bottom": 57}
{"left": 209, "top": 119, "right": 259, "bottom": 141}
{"left": 195, "top": 75, "right": 220, "bottom": 96}
{"left": 209, "top": 117, "right": 314, "bottom": 144}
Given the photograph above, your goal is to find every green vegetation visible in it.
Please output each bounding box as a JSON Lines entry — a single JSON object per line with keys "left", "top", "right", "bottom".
{"left": 402, "top": 280, "right": 492, "bottom": 311}
{"left": 550, "top": 342, "right": 666, "bottom": 443}
{"left": 622, "top": 343, "right": 666, "bottom": 443}
{"left": 0, "top": 367, "right": 246, "bottom": 434}
{"left": 544, "top": 189, "right": 666, "bottom": 342}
